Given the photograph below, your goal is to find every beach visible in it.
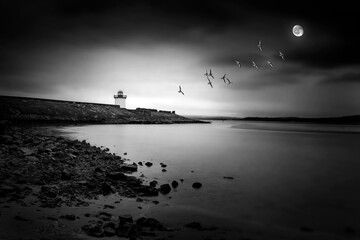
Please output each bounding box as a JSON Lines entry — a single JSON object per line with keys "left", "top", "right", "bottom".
{"left": 1, "top": 122, "right": 360, "bottom": 240}
{"left": 0, "top": 124, "right": 240, "bottom": 240}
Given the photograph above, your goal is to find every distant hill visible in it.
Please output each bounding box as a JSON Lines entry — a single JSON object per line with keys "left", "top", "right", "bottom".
{"left": 187, "top": 115, "right": 360, "bottom": 125}
{"left": 0, "top": 95, "right": 205, "bottom": 124}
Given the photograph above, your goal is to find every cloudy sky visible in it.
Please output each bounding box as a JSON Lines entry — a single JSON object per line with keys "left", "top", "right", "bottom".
{"left": 1, "top": 1, "right": 360, "bottom": 117}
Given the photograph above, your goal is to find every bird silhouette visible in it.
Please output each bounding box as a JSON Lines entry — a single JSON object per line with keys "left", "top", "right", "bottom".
{"left": 279, "top": 51, "right": 285, "bottom": 61}
{"left": 207, "top": 78, "right": 213, "bottom": 88}
{"left": 226, "top": 78, "right": 233, "bottom": 84}
{"left": 209, "top": 69, "right": 214, "bottom": 79}
{"left": 221, "top": 74, "right": 227, "bottom": 83}
{"left": 178, "top": 85, "right": 184, "bottom": 95}
{"left": 257, "top": 40, "right": 263, "bottom": 51}
{"left": 252, "top": 60, "right": 259, "bottom": 69}
{"left": 267, "top": 60, "right": 274, "bottom": 68}
{"left": 235, "top": 61, "right": 241, "bottom": 68}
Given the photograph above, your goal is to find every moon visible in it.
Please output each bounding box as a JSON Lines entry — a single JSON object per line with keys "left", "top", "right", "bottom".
{"left": 292, "top": 25, "right": 304, "bottom": 37}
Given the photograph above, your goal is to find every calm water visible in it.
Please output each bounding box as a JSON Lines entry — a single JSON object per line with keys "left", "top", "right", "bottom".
{"left": 56, "top": 121, "right": 360, "bottom": 237}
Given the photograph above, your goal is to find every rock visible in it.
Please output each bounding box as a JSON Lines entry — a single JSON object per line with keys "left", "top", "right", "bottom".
{"left": 138, "top": 162, "right": 143, "bottom": 166}
{"left": 61, "top": 171, "right": 72, "bottom": 180}
{"left": 103, "top": 204, "right": 115, "bottom": 209}
{"left": 171, "top": 181, "right": 179, "bottom": 188}
{"left": 136, "top": 217, "right": 164, "bottom": 230}
{"left": 98, "top": 212, "right": 112, "bottom": 221}
{"left": 162, "top": 169, "right": 167, "bottom": 172}
{"left": 120, "top": 163, "right": 138, "bottom": 172}
{"left": 137, "top": 186, "right": 159, "bottom": 197}
{"left": 160, "top": 163, "right": 167, "bottom": 168}
{"left": 152, "top": 201, "right": 159, "bottom": 204}
{"left": 159, "top": 184, "right": 171, "bottom": 194}
{"left": 19, "top": 147, "right": 34, "bottom": 156}
{"left": 119, "top": 214, "right": 133, "bottom": 225}
{"left": 185, "top": 222, "right": 202, "bottom": 230}
{"left": 180, "top": 179, "right": 184, "bottom": 182}
{"left": 60, "top": 214, "right": 76, "bottom": 221}
{"left": 104, "top": 226, "right": 116, "bottom": 236}
{"left": 192, "top": 182, "right": 202, "bottom": 189}
{"left": 223, "top": 176, "right": 234, "bottom": 180}
{"left": 82, "top": 222, "right": 104, "bottom": 237}
{"left": 25, "top": 156, "right": 39, "bottom": 162}
{"left": 136, "top": 198, "right": 143, "bottom": 202}
{"left": 149, "top": 180, "right": 158, "bottom": 187}
{"left": 115, "top": 224, "right": 133, "bottom": 238}
{"left": 145, "top": 162, "right": 153, "bottom": 167}
{"left": 107, "top": 172, "right": 127, "bottom": 180}
{"left": 124, "top": 152, "right": 127, "bottom": 155}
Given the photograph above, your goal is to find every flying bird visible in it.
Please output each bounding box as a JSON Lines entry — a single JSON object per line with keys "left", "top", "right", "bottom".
{"left": 178, "top": 85, "right": 184, "bottom": 95}
{"left": 267, "top": 60, "right": 274, "bottom": 68}
{"left": 209, "top": 69, "right": 214, "bottom": 79}
{"left": 279, "top": 51, "right": 285, "bottom": 61}
{"left": 226, "top": 78, "right": 233, "bottom": 84}
{"left": 257, "top": 40, "right": 263, "bottom": 51}
{"left": 221, "top": 74, "right": 227, "bottom": 83}
{"left": 235, "top": 61, "right": 241, "bottom": 68}
{"left": 207, "top": 78, "right": 213, "bottom": 88}
{"left": 252, "top": 60, "right": 259, "bottom": 69}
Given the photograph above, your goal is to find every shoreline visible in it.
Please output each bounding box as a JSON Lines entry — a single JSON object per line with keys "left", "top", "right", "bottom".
{"left": 1, "top": 123, "right": 356, "bottom": 240}
{"left": 0, "top": 124, "right": 235, "bottom": 240}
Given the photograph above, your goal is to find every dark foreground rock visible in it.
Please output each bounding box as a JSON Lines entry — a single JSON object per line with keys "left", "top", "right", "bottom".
{"left": 159, "top": 184, "right": 171, "bottom": 194}
{"left": 0, "top": 125, "right": 160, "bottom": 208}
{"left": 192, "top": 182, "right": 203, "bottom": 189}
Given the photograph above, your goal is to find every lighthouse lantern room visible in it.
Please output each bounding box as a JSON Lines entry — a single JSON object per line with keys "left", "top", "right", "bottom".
{"left": 114, "top": 90, "right": 127, "bottom": 108}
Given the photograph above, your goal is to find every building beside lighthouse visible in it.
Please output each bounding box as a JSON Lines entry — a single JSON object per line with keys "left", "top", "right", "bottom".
{"left": 114, "top": 90, "right": 127, "bottom": 108}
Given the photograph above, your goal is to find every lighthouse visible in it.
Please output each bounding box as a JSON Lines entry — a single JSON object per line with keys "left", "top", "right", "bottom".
{"left": 114, "top": 90, "right": 127, "bottom": 108}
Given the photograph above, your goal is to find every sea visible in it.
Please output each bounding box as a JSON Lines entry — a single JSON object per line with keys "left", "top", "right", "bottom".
{"left": 56, "top": 121, "right": 360, "bottom": 239}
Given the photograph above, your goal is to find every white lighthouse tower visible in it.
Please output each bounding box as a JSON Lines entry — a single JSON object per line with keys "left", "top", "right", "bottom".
{"left": 114, "top": 90, "right": 127, "bottom": 108}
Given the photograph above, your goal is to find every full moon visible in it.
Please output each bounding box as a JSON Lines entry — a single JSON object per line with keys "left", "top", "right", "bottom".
{"left": 292, "top": 25, "right": 304, "bottom": 37}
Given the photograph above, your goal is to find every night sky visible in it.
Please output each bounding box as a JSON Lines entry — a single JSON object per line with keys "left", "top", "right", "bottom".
{"left": 1, "top": 1, "right": 359, "bottom": 117}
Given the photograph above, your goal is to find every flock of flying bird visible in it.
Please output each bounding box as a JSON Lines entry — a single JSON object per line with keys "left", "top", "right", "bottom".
{"left": 178, "top": 40, "right": 286, "bottom": 95}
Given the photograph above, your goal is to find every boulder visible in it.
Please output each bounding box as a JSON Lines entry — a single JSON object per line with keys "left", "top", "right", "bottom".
{"left": 149, "top": 180, "right": 158, "bottom": 187}
{"left": 104, "top": 226, "right": 116, "bottom": 236}
{"left": 192, "top": 182, "right": 202, "bottom": 189}
{"left": 119, "top": 214, "right": 133, "bottom": 225}
{"left": 98, "top": 212, "right": 112, "bottom": 221}
{"left": 82, "top": 222, "right": 104, "bottom": 237}
{"left": 171, "top": 180, "right": 179, "bottom": 188}
{"left": 107, "top": 172, "right": 127, "bottom": 180}
{"left": 136, "top": 217, "right": 164, "bottom": 230}
{"left": 120, "top": 163, "right": 138, "bottom": 172}
{"left": 223, "top": 176, "right": 234, "bottom": 180}
{"left": 159, "top": 184, "right": 171, "bottom": 194}
{"left": 145, "top": 162, "right": 153, "bottom": 167}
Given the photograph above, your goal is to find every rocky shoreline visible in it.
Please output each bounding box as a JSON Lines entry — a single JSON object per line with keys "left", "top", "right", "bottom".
{"left": 0, "top": 124, "right": 213, "bottom": 240}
